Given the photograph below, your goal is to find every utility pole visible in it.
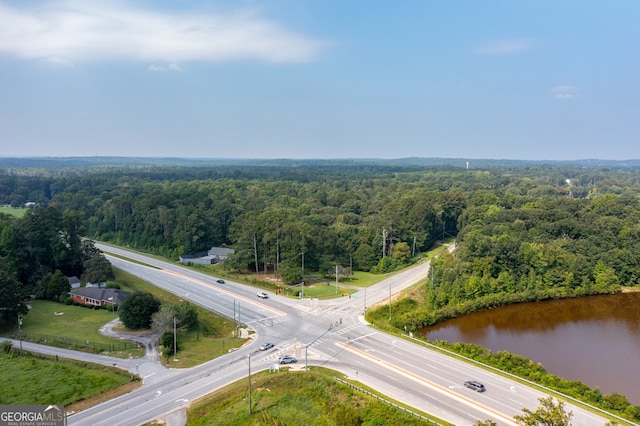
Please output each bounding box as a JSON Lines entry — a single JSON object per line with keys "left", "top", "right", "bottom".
{"left": 18, "top": 315, "right": 23, "bottom": 353}
{"left": 364, "top": 287, "right": 367, "bottom": 312}
{"left": 173, "top": 316, "right": 177, "bottom": 358}
{"left": 335, "top": 265, "right": 338, "bottom": 295}
{"left": 388, "top": 285, "right": 392, "bottom": 321}
{"left": 247, "top": 354, "right": 252, "bottom": 414}
{"left": 301, "top": 251, "right": 305, "bottom": 299}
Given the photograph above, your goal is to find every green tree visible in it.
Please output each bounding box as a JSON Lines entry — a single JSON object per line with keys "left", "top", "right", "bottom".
{"left": 174, "top": 301, "right": 198, "bottom": 330}
{"left": 119, "top": 292, "right": 161, "bottom": 329}
{"left": 0, "top": 266, "right": 28, "bottom": 329}
{"left": 45, "top": 269, "right": 70, "bottom": 302}
{"left": 354, "top": 243, "right": 377, "bottom": 272}
{"left": 391, "top": 241, "right": 411, "bottom": 262}
{"left": 81, "top": 253, "right": 114, "bottom": 285}
{"left": 514, "top": 396, "right": 573, "bottom": 426}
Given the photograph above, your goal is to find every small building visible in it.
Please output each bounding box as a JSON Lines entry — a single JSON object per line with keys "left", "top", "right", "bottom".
{"left": 179, "top": 247, "right": 235, "bottom": 265}
{"left": 68, "top": 276, "right": 81, "bottom": 289}
{"left": 71, "top": 287, "right": 130, "bottom": 308}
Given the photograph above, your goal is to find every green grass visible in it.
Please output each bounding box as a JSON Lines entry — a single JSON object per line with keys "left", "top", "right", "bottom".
{"left": 186, "top": 367, "right": 450, "bottom": 426}
{"left": 0, "top": 348, "right": 136, "bottom": 406}
{"left": 16, "top": 300, "right": 144, "bottom": 358}
{"left": 0, "top": 206, "right": 28, "bottom": 218}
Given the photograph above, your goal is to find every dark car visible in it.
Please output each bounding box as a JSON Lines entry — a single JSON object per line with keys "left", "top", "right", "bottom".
{"left": 216, "top": 279, "right": 225, "bottom": 284}
{"left": 259, "top": 342, "right": 274, "bottom": 351}
{"left": 464, "top": 381, "right": 486, "bottom": 392}
{"left": 278, "top": 355, "right": 297, "bottom": 364}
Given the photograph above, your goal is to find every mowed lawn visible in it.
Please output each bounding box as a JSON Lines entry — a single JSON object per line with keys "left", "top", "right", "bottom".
{"left": 21, "top": 300, "right": 144, "bottom": 357}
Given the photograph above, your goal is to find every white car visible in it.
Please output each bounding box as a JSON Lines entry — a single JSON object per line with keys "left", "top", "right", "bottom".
{"left": 257, "top": 291, "right": 268, "bottom": 299}
{"left": 278, "top": 355, "right": 297, "bottom": 364}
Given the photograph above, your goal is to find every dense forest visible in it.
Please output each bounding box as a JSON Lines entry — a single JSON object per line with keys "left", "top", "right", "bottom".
{"left": 2, "top": 158, "right": 640, "bottom": 331}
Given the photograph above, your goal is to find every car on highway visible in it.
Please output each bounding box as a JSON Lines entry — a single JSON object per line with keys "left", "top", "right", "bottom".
{"left": 259, "top": 342, "right": 274, "bottom": 351}
{"left": 464, "top": 380, "right": 486, "bottom": 392}
{"left": 257, "top": 291, "right": 269, "bottom": 299}
{"left": 278, "top": 355, "right": 297, "bottom": 364}
{"left": 216, "top": 279, "right": 225, "bottom": 284}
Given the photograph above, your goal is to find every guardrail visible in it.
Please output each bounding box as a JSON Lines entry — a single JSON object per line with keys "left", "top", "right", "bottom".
{"left": 334, "top": 376, "right": 443, "bottom": 425}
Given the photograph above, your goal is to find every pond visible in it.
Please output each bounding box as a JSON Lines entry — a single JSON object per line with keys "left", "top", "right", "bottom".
{"left": 421, "top": 292, "right": 640, "bottom": 404}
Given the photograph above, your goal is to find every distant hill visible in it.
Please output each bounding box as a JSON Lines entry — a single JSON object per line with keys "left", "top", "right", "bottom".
{"left": 1, "top": 156, "right": 640, "bottom": 172}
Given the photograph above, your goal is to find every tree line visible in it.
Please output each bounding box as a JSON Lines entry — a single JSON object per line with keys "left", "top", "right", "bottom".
{"left": 0, "top": 208, "right": 113, "bottom": 329}
{"left": 3, "top": 162, "right": 640, "bottom": 323}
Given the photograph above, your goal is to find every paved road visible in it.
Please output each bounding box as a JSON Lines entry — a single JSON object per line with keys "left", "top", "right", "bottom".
{"left": 18, "top": 243, "right": 617, "bottom": 425}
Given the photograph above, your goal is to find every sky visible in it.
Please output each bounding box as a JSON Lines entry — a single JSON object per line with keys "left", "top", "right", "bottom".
{"left": 1, "top": 1, "right": 639, "bottom": 161}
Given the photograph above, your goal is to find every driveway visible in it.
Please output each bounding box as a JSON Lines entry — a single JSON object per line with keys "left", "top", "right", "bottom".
{"left": 99, "top": 318, "right": 162, "bottom": 363}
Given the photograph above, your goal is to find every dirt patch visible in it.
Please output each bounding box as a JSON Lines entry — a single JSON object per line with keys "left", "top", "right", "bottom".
{"left": 65, "top": 380, "right": 142, "bottom": 413}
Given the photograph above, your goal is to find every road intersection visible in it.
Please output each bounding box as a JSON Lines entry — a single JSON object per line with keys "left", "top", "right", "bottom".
{"left": 9, "top": 244, "right": 614, "bottom": 425}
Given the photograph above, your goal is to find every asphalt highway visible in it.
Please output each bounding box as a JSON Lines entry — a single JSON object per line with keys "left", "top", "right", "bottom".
{"left": 52, "top": 244, "right": 614, "bottom": 425}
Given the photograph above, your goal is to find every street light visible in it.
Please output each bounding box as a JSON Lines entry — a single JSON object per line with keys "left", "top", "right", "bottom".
{"left": 247, "top": 354, "right": 252, "bottom": 414}
{"left": 388, "top": 284, "right": 392, "bottom": 321}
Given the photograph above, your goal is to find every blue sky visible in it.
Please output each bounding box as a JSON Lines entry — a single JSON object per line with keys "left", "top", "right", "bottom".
{"left": 1, "top": 1, "right": 638, "bottom": 160}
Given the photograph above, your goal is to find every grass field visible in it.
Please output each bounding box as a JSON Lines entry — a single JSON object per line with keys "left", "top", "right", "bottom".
{"left": 16, "top": 300, "right": 144, "bottom": 358}
{"left": 0, "top": 206, "right": 28, "bottom": 218}
{"left": 0, "top": 347, "right": 137, "bottom": 406}
{"left": 186, "top": 367, "right": 449, "bottom": 426}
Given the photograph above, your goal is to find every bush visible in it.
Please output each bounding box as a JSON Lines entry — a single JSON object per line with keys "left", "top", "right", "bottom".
{"left": 160, "top": 332, "right": 177, "bottom": 355}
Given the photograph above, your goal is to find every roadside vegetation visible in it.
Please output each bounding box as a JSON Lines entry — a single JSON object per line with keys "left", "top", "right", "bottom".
{"left": 185, "top": 367, "right": 447, "bottom": 426}
{"left": 0, "top": 341, "right": 138, "bottom": 407}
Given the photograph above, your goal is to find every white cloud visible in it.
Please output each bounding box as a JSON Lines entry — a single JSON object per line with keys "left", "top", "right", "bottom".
{"left": 551, "top": 85, "right": 580, "bottom": 100}
{"left": 46, "top": 56, "right": 75, "bottom": 67}
{"left": 0, "top": 1, "right": 326, "bottom": 65}
{"left": 476, "top": 39, "right": 533, "bottom": 55}
{"left": 148, "top": 62, "right": 183, "bottom": 72}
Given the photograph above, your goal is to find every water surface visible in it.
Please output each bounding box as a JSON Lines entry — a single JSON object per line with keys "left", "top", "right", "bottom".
{"left": 422, "top": 292, "right": 640, "bottom": 404}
